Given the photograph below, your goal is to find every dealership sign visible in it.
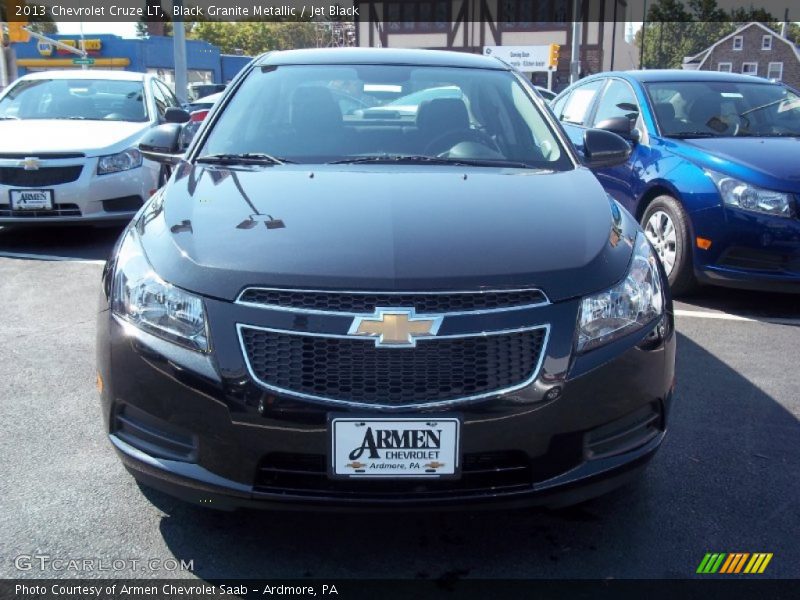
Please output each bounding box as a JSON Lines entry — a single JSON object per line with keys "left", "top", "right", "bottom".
{"left": 483, "top": 45, "right": 556, "bottom": 72}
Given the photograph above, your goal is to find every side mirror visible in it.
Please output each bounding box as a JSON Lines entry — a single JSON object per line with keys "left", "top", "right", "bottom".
{"left": 139, "top": 123, "right": 184, "bottom": 165}
{"left": 594, "top": 116, "right": 640, "bottom": 143}
{"left": 583, "top": 128, "right": 632, "bottom": 169}
{"left": 165, "top": 107, "right": 191, "bottom": 124}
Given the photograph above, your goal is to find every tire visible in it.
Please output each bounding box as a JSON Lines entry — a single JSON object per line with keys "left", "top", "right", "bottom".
{"left": 641, "top": 195, "right": 697, "bottom": 296}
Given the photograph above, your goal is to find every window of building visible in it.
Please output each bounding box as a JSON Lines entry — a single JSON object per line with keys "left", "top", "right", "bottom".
{"left": 385, "top": 1, "right": 450, "bottom": 33}
{"left": 718, "top": 62, "right": 732, "bottom": 72}
{"left": 762, "top": 35, "right": 772, "bottom": 50}
{"left": 767, "top": 62, "right": 783, "bottom": 81}
{"left": 742, "top": 62, "right": 758, "bottom": 75}
{"left": 733, "top": 36, "right": 743, "bottom": 51}
{"left": 500, "top": 0, "right": 565, "bottom": 30}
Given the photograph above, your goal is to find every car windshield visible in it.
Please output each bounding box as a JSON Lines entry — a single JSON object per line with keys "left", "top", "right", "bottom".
{"left": 646, "top": 80, "right": 800, "bottom": 138}
{"left": 199, "top": 64, "right": 569, "bottom": 169}
{"left": 0, "top": 78, "right": 148, "bottom": 122}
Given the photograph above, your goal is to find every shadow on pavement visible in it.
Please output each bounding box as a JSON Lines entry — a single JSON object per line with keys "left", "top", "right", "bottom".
{"left": 674, "top": 285, "right": 799, "bottom": 319}
{"left": 141, "top": 333, "right": 798, "bottom": 579}
{"left": 0, "top": 225, "right": 124, "bottom": 261}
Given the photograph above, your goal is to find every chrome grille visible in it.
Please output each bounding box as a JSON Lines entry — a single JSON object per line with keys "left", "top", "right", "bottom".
{"left": 237, "top": 287, "right": 548, "bottom": 313}
{"left": 239, "top": 325, "right": 548, "bottom": 408}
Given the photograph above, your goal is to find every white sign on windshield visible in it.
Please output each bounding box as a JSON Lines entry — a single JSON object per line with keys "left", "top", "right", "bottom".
{"left": 483, "top": 45, "right": 551, "bottom": 72}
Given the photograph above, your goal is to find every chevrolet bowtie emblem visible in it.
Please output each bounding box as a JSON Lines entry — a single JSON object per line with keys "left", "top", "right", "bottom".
{"left": 21, "top": 157, "right": 40, "bottom": 171}
{"left": 348, "top": 307, "right": 443, "bottom": 348}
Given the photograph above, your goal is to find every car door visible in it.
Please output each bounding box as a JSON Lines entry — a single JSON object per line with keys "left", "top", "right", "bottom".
{"left": 552, "top": 78, "right": 605, "bottom": 152}
{"left": 588, "top": 78, "right": 647, "bottom": 213}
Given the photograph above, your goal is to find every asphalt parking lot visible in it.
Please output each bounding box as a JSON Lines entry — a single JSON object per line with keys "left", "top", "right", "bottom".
{"left": 1, "top": 225, "right": 798, "bottom": 581}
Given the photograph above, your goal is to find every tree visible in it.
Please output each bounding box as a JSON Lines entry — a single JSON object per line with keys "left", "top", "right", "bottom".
{"left": 189, "top": 21, "right": 317, "bottom": 55}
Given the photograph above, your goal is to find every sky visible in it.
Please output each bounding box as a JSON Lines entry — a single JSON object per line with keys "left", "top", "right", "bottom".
{"left": 56, "top": 22, "right": 139, "bottom": 38}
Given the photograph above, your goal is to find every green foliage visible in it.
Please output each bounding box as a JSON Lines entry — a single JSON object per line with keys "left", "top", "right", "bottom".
{"left": 188, "top": 21, "right": 317, "bottom": 55}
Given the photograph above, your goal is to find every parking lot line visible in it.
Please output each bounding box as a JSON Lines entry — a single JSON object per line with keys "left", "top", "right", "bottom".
{"left": 0, "top": 251, "right": 105, "bottom": 265}
{"left": 675, "top": 309, "right": 800, "bottom": 326}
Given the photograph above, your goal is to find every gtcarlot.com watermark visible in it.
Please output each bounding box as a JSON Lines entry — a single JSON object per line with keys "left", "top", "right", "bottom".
{"left": 14, "top": 554, "right": 193, "bottom": 574}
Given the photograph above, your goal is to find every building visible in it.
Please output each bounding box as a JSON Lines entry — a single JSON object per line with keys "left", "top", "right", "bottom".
{"left": 355, "top": 0, "right": 638, "bottom": 91}
{"left": 10, "top": 34, "right": 251, "bottom": 89}
{"left": 682, "top": 22, "right": 800, "bottom": 89}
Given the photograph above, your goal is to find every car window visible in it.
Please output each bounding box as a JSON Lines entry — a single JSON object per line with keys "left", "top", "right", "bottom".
{"left": 561, "top": 80, "right": 604, "bottom": 126}
{"left": 200, "top": 64, "right": 572, "bottom": 170}
{"left": 645, "top": 81, "right": 800, "bottom": 138}
{"left": 592, "top": 79, "right": 640, "bottom": 128}
{"left": 157, "top": 81, "right": 180, "bottom": 108}
{"left": 0, "top": 78, "right": 147, "bottom": 122}
{"left": 151, "top": 81, "right": 168, "bottom": 118}
{"left": 550, "top": 91, "right": 570, "bottom": 119}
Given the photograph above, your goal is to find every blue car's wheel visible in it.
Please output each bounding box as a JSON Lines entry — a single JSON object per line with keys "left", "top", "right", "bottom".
{"left": 642, "top": 195, "right": 697, "bottom": 296}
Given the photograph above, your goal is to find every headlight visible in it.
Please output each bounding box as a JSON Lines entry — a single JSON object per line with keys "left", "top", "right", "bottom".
{"left": 111, "top": 230, "right": 209, "bottom": 352}
{"left": 97, "top": 148, "right": 142, "bottom": 175}
{"left": 707, "top": 170, "right": 794, "bottom": 218}
{"left": 577, "top": 233, "right": 664, "bottom": 353}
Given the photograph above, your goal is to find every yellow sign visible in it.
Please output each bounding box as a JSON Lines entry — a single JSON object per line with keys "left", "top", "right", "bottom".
{"left": 548, "top": 44, "right": 560, "bottom": 69}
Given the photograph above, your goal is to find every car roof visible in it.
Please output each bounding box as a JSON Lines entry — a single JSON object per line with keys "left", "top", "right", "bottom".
{"left": 255, "top": 47, "right": 508, "bottom": 70}
{"left": 18, "top": 70, "right": 148, "bottom": 82}
{"left": 605, "top": 69, "right": 778, "bottom": 85}
{"left": 195, "top": 92, "right": 223, "bottom": 104}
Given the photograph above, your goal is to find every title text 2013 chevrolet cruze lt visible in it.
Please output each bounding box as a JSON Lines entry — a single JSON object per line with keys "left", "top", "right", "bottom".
{"left": 97, "top": 49, "right": 676, "bottom": 510}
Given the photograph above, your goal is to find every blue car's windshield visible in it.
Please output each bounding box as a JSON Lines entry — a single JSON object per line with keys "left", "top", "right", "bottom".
{"left": 199, "top": 64, "right": 570, "bottom": 169}
{"left": 646, "top": 81, "right": 800, "bottom": 138}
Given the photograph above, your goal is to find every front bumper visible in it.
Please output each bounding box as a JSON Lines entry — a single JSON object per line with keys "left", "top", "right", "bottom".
{"left": 0, "top": 157, "right": 159, "bottom": 225}
{"left": 97, "top": 294, "right": 676, "bottom": 511}
{"left": 692, "top": 206, "right": 800, "bottom": 293}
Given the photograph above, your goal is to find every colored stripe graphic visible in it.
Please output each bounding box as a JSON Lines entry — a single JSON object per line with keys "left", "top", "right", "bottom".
{"left": 698, "top": 553, "right": 773, "bottom": 574}
{"left": 697, "top": 553, "right": 727, "bottom": 573}
{"left": 744, "top": 553, "right": 773, "bottom": 574}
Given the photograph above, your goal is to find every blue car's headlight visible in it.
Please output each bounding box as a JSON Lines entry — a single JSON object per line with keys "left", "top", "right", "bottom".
{"left": 707, "top": 169, "right": 794, "bottom": 218}
{"left": 97, "top": 148, "right": 142, "bottom": 175}
{"left": 577, "top": 233, "right": 665, "bottom": 353}
{"left": 111, "top": 230, "right": 209, "bottom": 352}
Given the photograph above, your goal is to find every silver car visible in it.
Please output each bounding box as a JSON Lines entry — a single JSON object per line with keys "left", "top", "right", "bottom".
{"left": 0, "top": 70, "right": 179, "bottom": 225}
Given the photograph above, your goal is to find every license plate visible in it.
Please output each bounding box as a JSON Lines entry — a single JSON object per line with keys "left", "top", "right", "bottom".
{"left": 10, "top": 189, "right": 53, "bottom": 211}
{"left": 330, "top": 417, "right": 460, "bottom": 478}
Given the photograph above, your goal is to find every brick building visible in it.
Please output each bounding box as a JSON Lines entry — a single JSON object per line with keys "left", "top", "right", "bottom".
{"left": 683, "top": 22, "right": 800, "bottom": 90}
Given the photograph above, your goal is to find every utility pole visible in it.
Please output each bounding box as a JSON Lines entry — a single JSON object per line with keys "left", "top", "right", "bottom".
{"left": 172, "top": 0, "right": 188, "bottom": 104}
{"left": 570, "top": 0, "right": 582, "bottom": 84}
{"left": 1, "top": 22, "right": 9, "bottom": 91}
{"left": 640, "top": 0, "right": 648, "bottom": 69}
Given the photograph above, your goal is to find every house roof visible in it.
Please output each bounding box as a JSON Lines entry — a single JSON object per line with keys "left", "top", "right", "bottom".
{"left": 693, "top": 22, "right": 800, "bottom": 71}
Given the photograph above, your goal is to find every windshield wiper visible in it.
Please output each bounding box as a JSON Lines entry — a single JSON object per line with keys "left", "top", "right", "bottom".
{"left": 328, "top": 154, "right": 534, "bottom": 168}
{"left": 665, "top": 131, "right": 719, "bottom": 139}
{"left": 195, "top": 153, "right": 293, "bottom": 165}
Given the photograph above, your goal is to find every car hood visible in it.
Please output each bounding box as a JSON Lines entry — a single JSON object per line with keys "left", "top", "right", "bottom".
{"left": 667, "top": 136, "right": 800, "bottom": 193}
{"left": 0, "top": 119, "right": 151, "bottom": 156}
{"left": 138, "top": 164, "right": 638, "bottom": 303}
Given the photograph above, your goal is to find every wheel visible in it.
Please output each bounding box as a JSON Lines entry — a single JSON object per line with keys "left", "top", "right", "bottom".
{"left": 641, "top": 195, "right": 696, "bottom": 296}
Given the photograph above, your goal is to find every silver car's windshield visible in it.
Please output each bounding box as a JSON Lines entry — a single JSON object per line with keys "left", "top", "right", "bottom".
{"left": 199, "top": 64, "right": 570, "bottom": 169}
{"left": 0, "top": 78, "right": 148, "bottom": 122}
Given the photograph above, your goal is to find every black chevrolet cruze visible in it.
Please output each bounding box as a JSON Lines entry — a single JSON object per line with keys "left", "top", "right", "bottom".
{"left": 97, "top": 48, "right": 676, "bottom": 510}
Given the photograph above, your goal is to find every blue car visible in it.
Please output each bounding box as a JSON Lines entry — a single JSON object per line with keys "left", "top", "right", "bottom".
{"left": 553, "top": 70, "right": 800, "bottom": 294}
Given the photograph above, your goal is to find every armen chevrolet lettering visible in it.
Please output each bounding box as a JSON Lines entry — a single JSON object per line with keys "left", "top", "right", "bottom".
{"left": 98, "top": 48, "right": 675, "bottom": 511}
{"left": 349, "top": 428, "right": 442, "bottom": 459}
